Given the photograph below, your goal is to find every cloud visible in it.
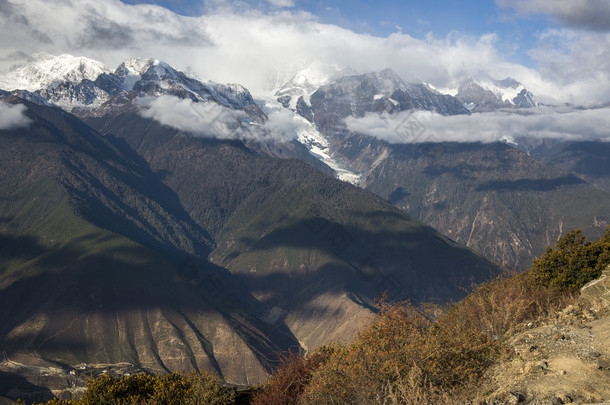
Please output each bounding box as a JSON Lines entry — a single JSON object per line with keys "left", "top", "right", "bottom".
{"left": 0, "top": 0, "right": 211, "bottom": 68}
{"left": 78, "top": 11, "right": 135, "bottom": 49}
{"left": 137, "top": 95, "right": 301, "bottom": 141}
{"left": 344, "top": 107, "right": 610, "bottom": 144}
{"left": 497, "top": 0, "right": 610, "bottom": 31}
{"left": 0, "top": 100, "right": 31, "bottom": 130}
{"left": 0, "top": 0, "right": 608, "bottom": 106}
{"left": 520, "top": 28, "right": 610, "bottom": 105}
{"left": 255, "top": 108, "right": 308, "bottom": 140}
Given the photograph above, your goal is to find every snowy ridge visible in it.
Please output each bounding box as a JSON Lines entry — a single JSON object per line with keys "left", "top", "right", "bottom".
{"left": 450, "top": 74, "right": 537, "bottom": 111}
{"left": 480, "top": 77, "right": 524, "bottom": 104}
{"left": 0, "top": 53, "right": 111, "bottom": 92}
{"left": 114, "top": 58, "right": 156, "bottom": 90}
{"left": 261, "top": 95, "right": 362, "bottom": 184}
{"left": 0, "top": 53, "right": 260, "bottom": 113}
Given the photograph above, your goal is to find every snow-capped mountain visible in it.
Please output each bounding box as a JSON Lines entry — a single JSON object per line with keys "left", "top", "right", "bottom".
{"left": 300, "top": 68, "right": 470, "bottom": 127}
{"left": 0, "top": 53, "right": 111, "bottom": 92}
{"left": 274, "top": 61, "right": 358, "bottom": 110}
{"left": 0, "top": 53, "right": 116, "bottom": 109}
{"left": 269, "top": 67, "right": 473, "bottom": 185}
{"left": 1, "top": 54, "right": 540, "bottom": 187}
{"left": 455, "top": 76, "right": 537, "bottom": 112}
{"left": 114, "top": 58, "right": 259, "bottom": 111}
{"left": 0, "top": 54, "right": 265, "bottom": 121}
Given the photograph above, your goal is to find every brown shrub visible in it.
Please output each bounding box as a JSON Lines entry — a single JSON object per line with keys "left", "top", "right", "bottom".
{"left": 251, "top": 348, "right": 334, "bottom": 405}
{"left": 300, "top": 301, "right": 503, "bottom": 404}
{"left": 445, "top": 272, "right": 572, "bottom": 340}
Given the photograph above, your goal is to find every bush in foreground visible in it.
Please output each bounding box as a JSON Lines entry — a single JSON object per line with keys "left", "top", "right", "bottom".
{"left": 531, "top": 227, "right": 610, "bottom": 292}
{"left": 445, "top": 272, "right": 569, "bottom": 340}
{"left": 25, "top": 370, "right": 236, "bottom": 405}
{"left": 298, "top": 301, "right": 503, "bottom": 405}
{"left": 251, "top": 349, "right": 334, "bottom": 405}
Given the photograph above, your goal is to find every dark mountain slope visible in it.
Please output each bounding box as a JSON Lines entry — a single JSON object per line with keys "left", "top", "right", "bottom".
{"left": 0, "top": 96, "right": 212, "bottom": 258}
{"left": 0, "top": 97, "right": 291, "bottom": 385}
{"left": 83, "top": 108, "right": 499, "bottom": 351}
{"left": 291, "top": 72, "right": 610, "bottom": 270}
{"left": 362, "top": 142, "right": 610, "bottom": 269}
{"left": 0, "top": 95, "right": 499, "bottom": 393}
{"left": 530, "top": 140, "right": 610, "bottom": 194}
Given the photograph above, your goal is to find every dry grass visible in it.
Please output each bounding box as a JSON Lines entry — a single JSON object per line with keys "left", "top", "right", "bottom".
{"left": 445, "top": 273, "right": 574, "bottom": 340}
{"left": 295, "top": 301, "right": 502, "bottom": 405}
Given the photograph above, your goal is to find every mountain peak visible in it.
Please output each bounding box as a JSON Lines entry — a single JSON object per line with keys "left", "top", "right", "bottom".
{"left": 366, "top": 68, "right": 407, "bottom": 95}
{"left": 493, "top": 77, "right": 521, "bottom": 89}
{"left": 455, "top": 74, "right": 536, "bottom": 111}
{"left": 275, "top": 62, "right": 358, "bottom": 108}
{"left": 376, "top": 67, "right": 401, "bottom": 80}
{"left": 290, "top": 62, "right": 349, "bottom": 88}
{"left": 114, "top": 57, "right": 185, "bottom": 91}
{"left": 0, "top": 53, "right": 111, "bottom": 92}
{"left": 115, "top": 58, "right": 159, "bottom": 77}
{"left": 0, "top": 53, "right": 264, "bottom": 118}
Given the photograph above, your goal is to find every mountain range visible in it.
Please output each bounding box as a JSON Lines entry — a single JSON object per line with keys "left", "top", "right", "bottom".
{"left": 0, "top": 53, "right": 608, "bottom": 400}
{"left": 0, "top": 55, "right": 501, "bottom": 400}
{"left": 272, "top": 63, "right": 609, "bottom": 269}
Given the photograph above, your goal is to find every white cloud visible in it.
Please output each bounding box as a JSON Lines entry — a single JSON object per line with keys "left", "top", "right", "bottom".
{"left": 0, "top": 0, "right": 210, "bottom": 71}
{"left": 256, "top": 108, "right": 308, "bottom": 139}
{"left": 345, "top": 107, "right": 610, "bottom": 144}
{"left": 495, "top": 1, "right": 610, "bottom": 104}
{"left": 0, "top": 100, "right": 31, "bottom": 130}
{"left": 0, "top": 0, "right": 608, "bottom": 106}
{"left": 497, "top": 0, "right": 610, "bottom": 31}
{"left": 526, "top": 29, "right": 610, "bottom": 105}
{"left": 137, "top": 95, "right": 300, "bottom": 141}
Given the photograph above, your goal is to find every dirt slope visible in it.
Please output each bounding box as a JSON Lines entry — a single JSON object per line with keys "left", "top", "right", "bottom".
{"left": 486, "top": 269, "right": 610, "bottom": 404}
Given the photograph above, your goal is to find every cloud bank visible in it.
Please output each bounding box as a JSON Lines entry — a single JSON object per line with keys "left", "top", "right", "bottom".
{"left": 345, "top": 107, "right": 610, "bottom": 144}
{"left": 138, "top": 96, "right": 304, "bottom": 141}
{"left": 0, "top": 100, "right": 31, "bottom": 130}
